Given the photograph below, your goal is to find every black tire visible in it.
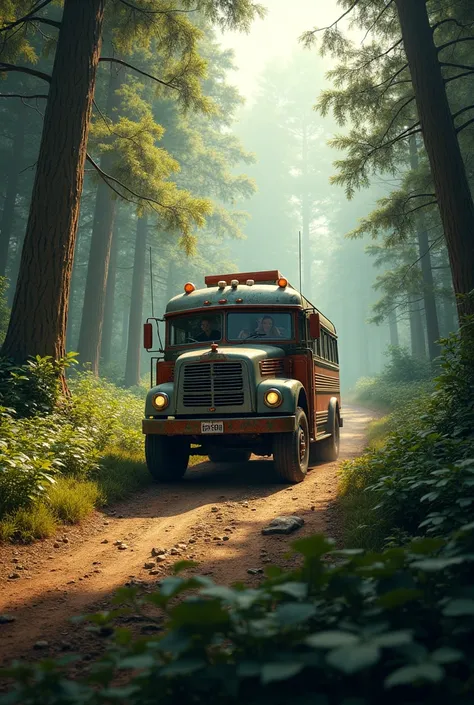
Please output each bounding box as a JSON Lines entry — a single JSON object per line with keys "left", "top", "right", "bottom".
{"left": 145, "top": 435, "right": 190, "bottom": 482}
{"left": 272, "top": 406, "right": 309, "bottom": 483}
{"left": 316, "top": 410, "right": 340, "bottom": 462}
{"left": 208, "top": 449, "right": 251, "bottom": 464}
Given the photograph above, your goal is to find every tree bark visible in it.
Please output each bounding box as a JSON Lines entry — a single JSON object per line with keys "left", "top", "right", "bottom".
{"left": 124, "top": 215, "right": 148, "bottom": 387}
{"left": 388, "top": 310, "right": 399, "bottom": 347}
{"left": 408, "top": 134, "right": 440, "bottom": 360}
{"left": 395, "top": 0, "right": 474, "bottom": 320}
{"left": 77, "top": 64, "right": 123, "bottom": 374}
{"left": 0, "top": 116, "right": 25, "bottom": 278}
{"left": 1, "top": 0, "right": 105, "bottom": 369}
{"left": 409, "top": 296, "right": 426, "bottom": 358}
{"left": 101, "top": 210, "right": 120, "bottom": 366}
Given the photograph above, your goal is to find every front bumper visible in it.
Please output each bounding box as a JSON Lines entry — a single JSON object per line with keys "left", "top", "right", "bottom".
{"left": 142, "top": 416, "right": 297, "bottom": 436}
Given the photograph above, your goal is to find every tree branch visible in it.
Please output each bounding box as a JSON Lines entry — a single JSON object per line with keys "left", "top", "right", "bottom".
{"left": 0, "top": 1, "right": 58, "bottom": 33}
{"left": 99, "top": 57, "right": 179, "bottom": 91}
{"left": 452, "top": 104, "right": 474, "bottom": 119}
{"left": 118, "top": 0, "right": 198, "bottom": 14}
{"left": 361, "top": 0, "right": 395, "bottom": 44}
{"left": 0, "top": 62, "right": 51, "bottom": 82}
{"left": 437, "top": 36, "right": 474, "bottom": 52}
{"left": 456, "top": 116, "right": 474, "bottom": 133}
{"left": 0, "top": 93, "right": 48, "bottom": 99}
{"left": 432, "top": 17, "right": 474, "bottom": 33}
{"left": 441, "top": 61, "right": 474, "bottom": 72}
{"left": 444, "top": 69, "right": 474, "bottom": 84}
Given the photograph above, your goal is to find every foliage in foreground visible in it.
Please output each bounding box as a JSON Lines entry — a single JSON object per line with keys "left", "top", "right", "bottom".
{"left": 340, "top": 318, "right": 474, "bottom": 549}
{"left": 0, "top": 364, "right": 147, "bottom": 538}
{"left": 2, "top": 526, "right": 474, "bottom": 705}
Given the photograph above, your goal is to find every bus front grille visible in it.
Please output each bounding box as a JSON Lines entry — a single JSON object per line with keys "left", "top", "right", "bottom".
{"left": 182, "top": 362, "right": 244, "bottom": 408}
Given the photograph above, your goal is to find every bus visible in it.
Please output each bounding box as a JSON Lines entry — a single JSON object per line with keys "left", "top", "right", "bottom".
{"left": 142, "top": 269, "right": 342, "bottom": 483}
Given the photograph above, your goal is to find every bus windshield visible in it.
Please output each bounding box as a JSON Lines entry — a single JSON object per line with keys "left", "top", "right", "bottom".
{"left": 227, "top": 312, "right": 293, "bottom": 341}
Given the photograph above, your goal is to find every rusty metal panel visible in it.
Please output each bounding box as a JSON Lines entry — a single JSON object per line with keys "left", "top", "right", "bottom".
{"left": 142, "top": 416, "right": 297, "bottom": 436}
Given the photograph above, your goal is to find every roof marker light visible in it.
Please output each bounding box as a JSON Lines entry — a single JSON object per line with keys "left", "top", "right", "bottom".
{"left": 231, "top": 279, "right": 239, "bottom": 288}
{"left": 184, "top": 282, "right": 195, "bottom": 294}
{"left": 217, "top": 280, "right": 227, "bottom": 289}
{"left": 218, "top": 298, "right": 227, "bottom": 304}
{"left": 277, "top": 277, "right": 288, "bottom": 288}
{"left": 236, "top": 298, "right": 243, "bottom": 303}
{"left": 246, "top": 279, "right": 255, "bottom": 286}
{"left": 203, "top": 300, "right": 211, "bottom": 305}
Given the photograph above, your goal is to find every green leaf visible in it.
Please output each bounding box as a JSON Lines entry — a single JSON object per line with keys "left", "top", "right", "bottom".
{"left": 306, "top": 631, "right": 359, "bottom": 648}
{"left": 292, "top": 535, "right": 335, "bottom": 558}
{"left": 272, "top": 582, "right": 308, "bottom": 600}
{"left": 431, "top": 647, "right": 463, "bottom": 664}
{"left": 385, "top": 663, "right": 444, "bottom": 688}
{"left": 261, "top": 662, "right": 304, "bottom": 683}
{"left": 118, "top": 655, "right": 155, "bottom": 670}
{"left": 173, "top": 560, "right": 198, "bottom": 574}
{"left": 170, "top": 599, "right": 230, "bottom": 627}
{"left": 443, "top": 598, "right": 474, "bottom": 616}
{"left": 411, "top": 557, "right": 465, "bottom": 571}
{"left": 237, "top": 661, "right": 261, "bottom": 678}
{"left": 275, "top": 603, "right": 316, "bottom": 627}
{"left": 372, "top": 630, "right": 413, "bottom": 648}
{"left": 200, "top": 586, "right": 238, "bottom": 601}
{"left": 408, "top": 537, "right": 445, "bottom": 555}
{"left": 377, "top": 588, "right": 423, "bottom": 608}
{"left": 327, "top": 644, "right": 380, "bottom": 674}
{"left": 157, "top": 629, "right": 192, "bottom": 656}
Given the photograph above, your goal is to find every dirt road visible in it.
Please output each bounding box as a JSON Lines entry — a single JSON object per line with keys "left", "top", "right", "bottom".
{"left": 0, "top": 405, "right": 374, "bottom": 665}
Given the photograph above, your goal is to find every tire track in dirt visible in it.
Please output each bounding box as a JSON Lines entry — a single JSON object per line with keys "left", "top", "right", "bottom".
{"left": 0, "top": 405, "right": 375, "bottom": 664}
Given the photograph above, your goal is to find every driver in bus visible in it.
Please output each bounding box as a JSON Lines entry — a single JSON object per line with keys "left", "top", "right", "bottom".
{"left": 196, "top": 316, "right": 221, "bottom": 342}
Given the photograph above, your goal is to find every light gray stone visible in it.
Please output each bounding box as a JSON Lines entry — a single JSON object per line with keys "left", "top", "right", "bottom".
{"left": 261, "top": 516, "right": 305, "bottom": 535}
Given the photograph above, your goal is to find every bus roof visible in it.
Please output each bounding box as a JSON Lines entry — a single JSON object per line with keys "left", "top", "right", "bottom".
{"left": 165, "top": 281, "right": 337, "bottom": 335}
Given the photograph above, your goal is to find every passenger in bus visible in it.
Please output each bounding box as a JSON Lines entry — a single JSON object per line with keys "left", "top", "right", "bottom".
{"left": 196, "top": 316, "right": 221, "bottom": 341}
{"left": 256, "top": 315, "right": 282, "bottom": 337}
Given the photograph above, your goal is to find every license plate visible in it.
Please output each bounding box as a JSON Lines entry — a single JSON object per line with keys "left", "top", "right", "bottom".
{"left": 201, "top": 421, "right": 224, "bottom": 434}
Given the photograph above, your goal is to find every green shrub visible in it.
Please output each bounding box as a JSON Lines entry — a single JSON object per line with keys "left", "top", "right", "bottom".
{"left": 48, "top": 477, "right": 101, "bottom": 523}
{"left": 3, "top": 526, "right": 474, "bottom": 704}
{"left": 340, "top": 317, "right": 474, "bottom": 549}
{"left": 3, "top": 503, "right": 57, "bottom": 543}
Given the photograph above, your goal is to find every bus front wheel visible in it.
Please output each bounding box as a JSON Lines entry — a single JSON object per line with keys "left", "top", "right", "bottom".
{"left": 145, "top": 435, "right": 190, "bottom": 482}
{"left": 272, "top": 407, "right": 309, "bottom": 483}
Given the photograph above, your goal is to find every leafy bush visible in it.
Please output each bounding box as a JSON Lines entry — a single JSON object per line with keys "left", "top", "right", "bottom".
{"left": 340, "top": 317, "right": 474, "bottom": 549}
{"left": 3, "top": 526, "right": 474, "bottom": 704}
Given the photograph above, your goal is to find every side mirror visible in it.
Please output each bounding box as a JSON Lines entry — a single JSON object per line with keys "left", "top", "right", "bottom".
{"left": 309, "top": 313, "right": 321, "bottom": 339}
{"left": 143, "top": 322, "right": 153, "bottom": 350}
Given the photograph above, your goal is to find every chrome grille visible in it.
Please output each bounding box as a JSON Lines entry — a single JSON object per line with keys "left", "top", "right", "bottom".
{"left": 182, "top": 361, "right": 244, "bottom": 407}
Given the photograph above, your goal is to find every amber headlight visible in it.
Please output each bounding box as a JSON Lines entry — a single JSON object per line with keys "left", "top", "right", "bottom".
{"left": 152, "top": 392, "right": 169, "bottom": 411}
{"left": 264, "top": 388, "right": 282, "bottom": 408}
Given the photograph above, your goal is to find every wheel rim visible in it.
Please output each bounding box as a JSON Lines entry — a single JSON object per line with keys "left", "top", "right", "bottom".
{"left": 298, "top": 425, "right": 307, "bottom": 463}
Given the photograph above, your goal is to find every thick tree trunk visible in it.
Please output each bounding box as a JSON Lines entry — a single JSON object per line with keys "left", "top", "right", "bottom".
{"left": 395, "top": 0, "right": 474, "bottom": 319}
{"left": 388, "top": 310, "right": 399, "bottom": 347}
{"left": 0, "top": 116, "right": 25, "bottom": 278}
{"left": 101, "top": 212, "right": 120, "bottom": 366}
{"left": 409, "top": 296, "right": 426, "bottom": 358}
{"left": 77, "top": 64, "right": 123, "bottom": 374}
{"left": 1, "top": 0, "right": 105, "bottom": 368}
{"left": 408, "top": 135, "right": 440, "bottom": 360}
{"left": 124, "top": 215, "right": 148, "bottom": 387}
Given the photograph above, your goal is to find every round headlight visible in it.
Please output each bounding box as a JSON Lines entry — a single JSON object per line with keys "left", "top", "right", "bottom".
{"left": 152, "top": 392, "right": 169, "bottom": 411}
{"left": 264, "top": 389, "right": 282, "bottom": 408}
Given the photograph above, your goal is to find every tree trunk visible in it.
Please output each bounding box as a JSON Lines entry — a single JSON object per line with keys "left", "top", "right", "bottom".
{"left": 388, "top": 310, "right": 399, "bottom": 347}
{"left": 0, "top": 116, "right": 25, "bottom": 278}
{"left": 101, "top": 210, "right": 120, "bottom": 366}
{"left": 1, "top": 0, "right": 105, "bottom": 371}
{"left": 408, "top": 134, "right": 440, "bottom": 360}
{"left": 124, "top": 215, "right": 148, "bottom": 387}
{"left": 395, "top": 0, "right": 474, "bottom": 319}
{"left": 409, "top": 296, "right": 426, "bottom": 358}
{"left": 77, "top": 64, "right": 123, "bottom": 373}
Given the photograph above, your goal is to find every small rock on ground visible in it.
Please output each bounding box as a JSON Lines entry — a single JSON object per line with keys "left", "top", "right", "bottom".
{"left": 0, "top": 614, "right": 16, "bottom": 624}
{"left": 261, "top": 516, "right": 305, "bottom": 535}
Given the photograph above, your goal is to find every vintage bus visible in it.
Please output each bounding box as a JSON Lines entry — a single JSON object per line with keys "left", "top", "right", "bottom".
{"left": 142, "top": 270, "right": 342, "bottom": 483}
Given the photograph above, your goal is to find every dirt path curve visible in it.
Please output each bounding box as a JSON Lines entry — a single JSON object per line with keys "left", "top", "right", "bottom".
{"left": 0, "top": 405, "right": 375, "bottom": 665}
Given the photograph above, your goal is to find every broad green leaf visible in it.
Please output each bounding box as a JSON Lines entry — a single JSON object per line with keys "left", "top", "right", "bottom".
{"left": 411, "top": 557, "right": 465, "bottom": 571}
{"left": 157, "top": 629, "right": 192, "bottom": 656}
{"left": 443, "top": 598, "right": 474, "bottom": 616}
{"left": 431, "top": 647, "right": 463, "bottom": 664}
{"left": 408, "top": 537, "right": 445, "bottom": 555}
{"left": 261, "top": 662, "right": 304, "bottom": 683}
{"left": 292, "top": 535, "right": 335, "bottom": 558}
{"left": 385, "top": 663, "right": 444, "bottom": 688}
{"left": 272, "top": 582, "right": 308, "bottom": 600}
{"left": 377, "top": 588, "right": 423, "bottom": 608}
{"left": 275, "top": 603, "right": 316, "bottom": 626}
{"left": 160, "top": 658, "right": 205, "bottom": 676}
{"left": 118, "top": 655, "right": 154, "bottom": 670}
{"left": 307, "top": 631, "right": 359, "bottom": 649}
{"left": 326, "top": 644, "right": 380, "bottom": 674}
{"left": 372, "top": 630, "right": 413, "bottom": 648}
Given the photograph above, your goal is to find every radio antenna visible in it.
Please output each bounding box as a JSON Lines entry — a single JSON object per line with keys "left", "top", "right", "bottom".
{"left": 298, "top": 230, "right": 302, "bottom": 294}
{"left": 149, "top": 246, "right": 155, "bottom": 318}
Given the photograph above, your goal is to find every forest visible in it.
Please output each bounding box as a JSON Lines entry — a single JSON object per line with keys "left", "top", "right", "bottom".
{"left": 0, "top": 0, "right": 474, "bottom": 702}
